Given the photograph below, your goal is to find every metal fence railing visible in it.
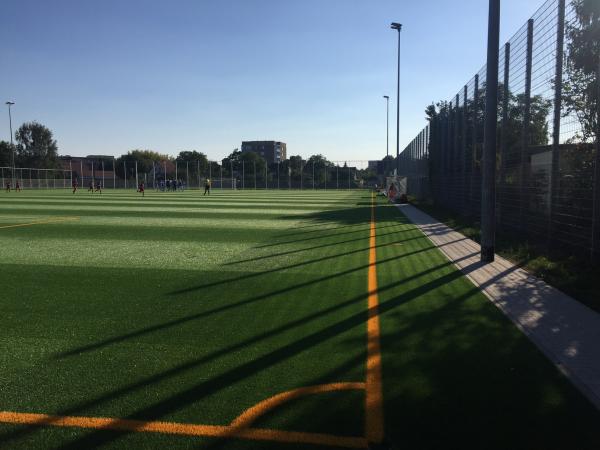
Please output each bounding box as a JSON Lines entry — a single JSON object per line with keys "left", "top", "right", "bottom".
{"left": 1, "top": 159, "right": 372, "bottom": 191}
{"left": 399, "top": 0, "right": 599, "bottom": 259}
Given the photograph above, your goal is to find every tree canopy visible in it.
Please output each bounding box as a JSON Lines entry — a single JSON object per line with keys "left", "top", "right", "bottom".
{"left": 563, "top": 0, "right": 600, "bottom": 141}
{"left": 15, "top": 122, "right": 60, "bottom": 168}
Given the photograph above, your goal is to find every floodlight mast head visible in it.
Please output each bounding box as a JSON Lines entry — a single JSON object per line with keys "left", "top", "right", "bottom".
{"left": 383, "top": 95, "right": 389, "bottom": 99}
{"left": 5, "top": 101, "right": 14, "bottom": 106}
{"left": 390, "top": 22, "right": 402, "bottom": 31}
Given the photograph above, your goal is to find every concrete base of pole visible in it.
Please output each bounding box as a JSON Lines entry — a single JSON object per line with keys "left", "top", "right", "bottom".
{"left": 481, "top": 246, "right": 495, "bottom": 263}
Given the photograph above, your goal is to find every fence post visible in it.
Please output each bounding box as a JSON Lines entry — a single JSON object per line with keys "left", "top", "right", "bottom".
{"left": 454, "top": 94, "right": 460, "bottom": 212}
{"left": 593, "top": 60, "right": 600, "bottom": 260}
{"left": 549, "top": 0, "right": 565, "bottom": 242}
{"left": 113, "top": 157, "right": 116, "bottom": 189}
{"left": 471, "top": 73, "right": 479, "bottom": 216}
{"left": 499, "top": 42, "right": 511, "bottom": 228}
{"left": 462, "top": 85, "right": 468, "bottom": 214}
{"left": 481, "top": 0, "right": 500, "bottom": 263}
{"left": 520, "top": 18, "right": 534, "bottom": 229}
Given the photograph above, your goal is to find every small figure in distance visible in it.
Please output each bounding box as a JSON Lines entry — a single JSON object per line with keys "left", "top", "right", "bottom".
{"left": 204, "top": 178, "right": 211, "bottom": 196}
{"left": 88, "top": 181, "right": 94, "bottom": 193}
{"left": 15, "top": 180, "right": 20, "bottom": 192}
{"left": 5, "top": 181, "right": 10, "bottom": 192}
{"left": 72, "top": 178, "right": 78, "bottom": 194}
{"left": 95, "top": 181, "right": 102, "bottom": 194}
{"left": 138, "top": 181, "right": 145, "bottom": 197}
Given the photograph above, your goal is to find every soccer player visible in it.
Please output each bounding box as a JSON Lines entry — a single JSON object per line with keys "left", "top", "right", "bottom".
{"left": 15, "top": 181, "right": 20, "bottom": 192}
{"left": 203, "top": 179, "right": 211, "bottom": 196}
{"left": 138, "top": 181, "right": 145, "bottom": 197}
{"left": 95, "top": 181, "right": 102, "bottom": 194}
{"left": 88, "top": 181, "right": 94, "bottom": 193}
{"left": 5, "top": 181, "right": 10, "bottom": 192}
{"left": 72, "top": 179, "right": 78, "bottom": 194}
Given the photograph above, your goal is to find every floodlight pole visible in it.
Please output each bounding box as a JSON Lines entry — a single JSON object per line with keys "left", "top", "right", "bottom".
{"left": 391, "top": 23, "right": 402, "bottom": 175}
{"left": 5, "top": 101, "right": 15, "bottom": 185}
{"left": 481, "top": 0, "right": 500, "bottom": 263}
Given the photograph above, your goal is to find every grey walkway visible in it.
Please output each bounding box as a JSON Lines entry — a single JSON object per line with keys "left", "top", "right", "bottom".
{"left": 396, "top": 204, "right": 600, "bottom": 410}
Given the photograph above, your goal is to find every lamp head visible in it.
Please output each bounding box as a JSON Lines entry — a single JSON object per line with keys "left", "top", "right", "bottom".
{"left": 383, "top": 95, "right": 389, "bottom": 99}
{"left": 5, "top": 101, "right": 15, "bottom": 106}
{"left": 390, "top": 22, "right": 402, "bottom": 30}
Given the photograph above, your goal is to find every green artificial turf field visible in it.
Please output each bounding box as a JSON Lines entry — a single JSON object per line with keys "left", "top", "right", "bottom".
{"left": 0, "top": 188, "right": 598, "bottom": 450}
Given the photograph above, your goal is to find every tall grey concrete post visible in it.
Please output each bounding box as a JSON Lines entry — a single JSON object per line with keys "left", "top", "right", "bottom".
{"left": 549, "top": 0, "right": 565, "bottom": 242}
{"left": 481, "top": 0, "right": 501, "bottom": 263}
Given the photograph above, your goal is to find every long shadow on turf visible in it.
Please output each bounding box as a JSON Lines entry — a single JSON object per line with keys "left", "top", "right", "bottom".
{"left": 260, "top": 223, "right": 403, "bottom": 248}
{"left": 222, "top": 230, "right": 425, "bottom": 266}
{"left": 169, "top": 237, "right": 440, "bottom": 296}
{"left": 56, "top": 247, "right": 476, "bottom": 360}
{"left": 9, "top": 264, "right": 483, "bottom": 450}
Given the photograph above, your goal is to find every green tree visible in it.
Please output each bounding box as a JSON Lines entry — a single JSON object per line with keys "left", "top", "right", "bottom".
{"left": 0, "top": 141, "right": 11, "bottom": 167}
{"left": 116, "top": 150, "right": 169, "bottom": 179}
{"left": 14, "top": 122, "right": 60, "bottom": 168}
{"left": 306, "top": 154, "right": 333, "bottom": 186}
{"left": 176, "top": 150, "right": 209, "bottom": 180}
{"left": 562, "top": 0, "right": 600, "bottom": 141}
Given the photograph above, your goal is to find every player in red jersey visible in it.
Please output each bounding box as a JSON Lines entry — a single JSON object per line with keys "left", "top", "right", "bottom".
{"left": 138, "top": 182, "right": 145, "bottom": 197}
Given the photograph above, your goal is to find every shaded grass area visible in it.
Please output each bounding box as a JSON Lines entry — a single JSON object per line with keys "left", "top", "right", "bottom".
{"left": 412, "top": 199, "right": 600, "bottom": 313}
{"left": 0, "top": 189, "right": 597, "bottom": 449}
{"left": 375, "top": 199, "right": 599, "bottom": 449}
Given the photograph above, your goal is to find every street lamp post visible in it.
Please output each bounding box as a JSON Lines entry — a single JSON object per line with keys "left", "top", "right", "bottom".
{"left": 5, "top": 101, "right": 15, "bottom": 184}
{"left": 391, "top": 23, "right": 402, "bottom": 175}
{"left": 383, "top": 95, "right": 389, "bottom": 157}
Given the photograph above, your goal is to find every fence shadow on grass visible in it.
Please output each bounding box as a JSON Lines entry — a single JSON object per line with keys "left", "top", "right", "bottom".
{"left": 4, "top": 256, "right": 476, "bottom": 448}
{"left": 34, "top": 267, "right": 470, "bottom": 449}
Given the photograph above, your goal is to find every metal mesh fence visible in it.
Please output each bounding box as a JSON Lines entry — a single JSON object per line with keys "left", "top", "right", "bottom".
{"left": 400, "top": 0, "right": 599, "bottom": 259}
{"left": 2, "top": 160, "right": 371, "bottom": 191}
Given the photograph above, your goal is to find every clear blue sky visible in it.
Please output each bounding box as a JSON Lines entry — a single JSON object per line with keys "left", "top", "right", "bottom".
{"left": 1, "top": 0, "right": 543, "bottom": 162}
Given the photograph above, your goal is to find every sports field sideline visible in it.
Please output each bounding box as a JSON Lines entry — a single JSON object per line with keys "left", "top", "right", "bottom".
{"left": 0, "top": 189, "right": 598, "bottom": 449}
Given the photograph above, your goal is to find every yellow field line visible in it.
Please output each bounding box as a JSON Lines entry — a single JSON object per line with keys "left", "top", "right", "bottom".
{"left": 0, "top": 411, "right": 368, "bottom": 449}
{"left": 365, "top": 192, "right": 384, "bottom": 443}
{"left": 230, "top": 382, "right": 366, "bottom": 429}
{"left": 0, "top": 216, "right": 80, "bottom": 229}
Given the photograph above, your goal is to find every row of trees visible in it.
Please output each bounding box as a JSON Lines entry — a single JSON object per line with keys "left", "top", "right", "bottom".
{"left": 1, "top": 122, "right": 366, "bottom": 185}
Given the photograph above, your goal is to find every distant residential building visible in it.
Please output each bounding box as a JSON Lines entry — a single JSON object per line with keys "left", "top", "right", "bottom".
{"left": 241, "top": 141, "right": 287, "bottom": 163}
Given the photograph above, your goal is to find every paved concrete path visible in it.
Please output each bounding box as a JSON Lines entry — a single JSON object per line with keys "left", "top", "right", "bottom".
{"left": 396, "top": 204, "right": 600, "bottom": 410}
